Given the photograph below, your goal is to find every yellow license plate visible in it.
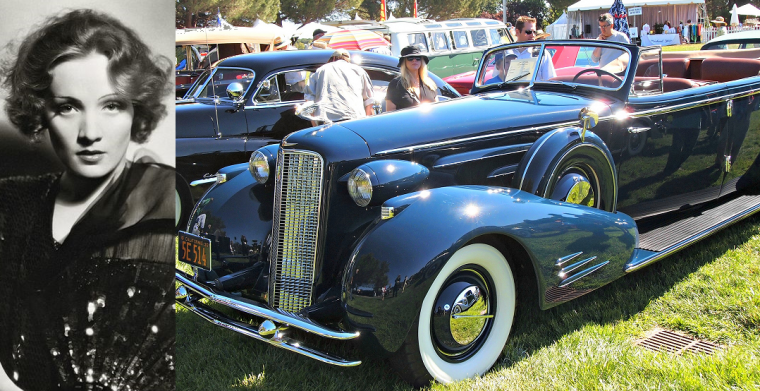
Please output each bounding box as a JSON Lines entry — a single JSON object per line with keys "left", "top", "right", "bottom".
{"left": 178, "top": 231, "right": 211, "bottom": 270}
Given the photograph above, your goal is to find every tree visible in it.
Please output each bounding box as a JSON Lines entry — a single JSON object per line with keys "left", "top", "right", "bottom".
{"left": 546, "top": 0, "right": 576, "bottom": 24}
{"left": 278, "top": 0, "right": 365, "bottom": 26}
{"left": 505, "top": 0, "right": 549, "bottom": 28}
{"left": 176, "top": 0, "right": 279, "bottom": 28}
{"left": 423, "top": 0, "right": 491, "bottom": 20}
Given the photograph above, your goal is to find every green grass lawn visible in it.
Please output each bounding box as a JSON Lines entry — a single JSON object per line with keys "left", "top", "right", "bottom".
{"left": 662, "top": 43, "right": 703, "bottom": 52}
{"left": 176, "top": 214, "right": 760, "bottom": 390}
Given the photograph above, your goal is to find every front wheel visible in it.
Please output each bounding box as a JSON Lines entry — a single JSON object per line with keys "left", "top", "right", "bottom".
{"left": 392, "top": 243, "right": 516, "bottom": 386}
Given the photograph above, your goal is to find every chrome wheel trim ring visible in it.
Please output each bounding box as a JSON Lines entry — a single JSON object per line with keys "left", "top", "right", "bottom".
{"left": 430, "top": 269, "right": 494, "bottom": 360}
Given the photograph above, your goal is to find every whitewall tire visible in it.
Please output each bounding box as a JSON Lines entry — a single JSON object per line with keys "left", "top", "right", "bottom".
{"left": 416, "top": 243, "right": 516, "bottom": 384}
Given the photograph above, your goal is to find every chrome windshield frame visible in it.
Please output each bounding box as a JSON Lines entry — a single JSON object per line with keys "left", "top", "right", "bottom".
{"left": 474, "top": 41, "right": 635, "bottom": 93}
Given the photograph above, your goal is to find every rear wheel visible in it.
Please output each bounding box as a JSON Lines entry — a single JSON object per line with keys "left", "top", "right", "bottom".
{"left": 541, "top": 143, "right": 616, "bottom": 212}
{"left": 392, "top": 243, "right": 516, "bottom": 386}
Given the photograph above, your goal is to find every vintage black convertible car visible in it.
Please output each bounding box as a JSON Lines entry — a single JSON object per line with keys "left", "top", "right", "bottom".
{"left": 176, "top": 40, "right": 760, "bottom": 386}
{"left": 175, "top": 50, "right": 460, "bottom": 225}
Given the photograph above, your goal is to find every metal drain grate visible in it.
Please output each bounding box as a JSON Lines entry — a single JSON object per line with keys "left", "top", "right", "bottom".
{"left": 637, "top": 328, "right": 720, "bottom": 355}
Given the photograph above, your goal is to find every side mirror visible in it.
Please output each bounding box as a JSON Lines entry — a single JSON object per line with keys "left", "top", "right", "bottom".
{"left": 226, "top": 82, "right": 245, "bottom": 102}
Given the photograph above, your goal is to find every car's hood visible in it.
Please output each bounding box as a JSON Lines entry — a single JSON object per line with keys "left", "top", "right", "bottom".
{"left": 338, "top": 90, "right": 604, "bottom": 156}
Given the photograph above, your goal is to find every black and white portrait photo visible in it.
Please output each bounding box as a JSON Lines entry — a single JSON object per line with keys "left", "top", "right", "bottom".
{"left": 0, "top": 1, "right": 176, "bottom": 390}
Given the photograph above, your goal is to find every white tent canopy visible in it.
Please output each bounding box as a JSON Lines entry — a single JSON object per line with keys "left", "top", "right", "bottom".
{"left": 292, "top": 22, "right": 339, "bottom": 40}
{"left": 545, "top": 12, "right": 569, "bottom": 40}
{"left": 737, "top": 3, "right": 760, "bottom": 16}
{"left": 568, "top": 0, "right": 703, "bottom": 11}
{"left": 567, "top": 0, "right": 703, "bottom": 39}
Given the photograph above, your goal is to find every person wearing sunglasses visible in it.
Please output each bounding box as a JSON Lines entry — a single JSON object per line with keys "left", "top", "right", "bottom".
{"left": 386, "top": 45, "right": 438, "bottom": 112}
{"left": 497, "top": 16, "right": 556, "bottom": 82}
{"left": 591, "top": 13, "right": 630, "bottom": 68}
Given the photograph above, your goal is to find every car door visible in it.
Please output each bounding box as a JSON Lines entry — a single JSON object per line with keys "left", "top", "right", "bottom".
{"left": 617, "top": 60, "right": 726, "bottom": 219}
{"left": 718, "top": 79, "right": 760, "bottom": 196}
{"left": 176, "top": 67, "right": 254, "bottom": 186}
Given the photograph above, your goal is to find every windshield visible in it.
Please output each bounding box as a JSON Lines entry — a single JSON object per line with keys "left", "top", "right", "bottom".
{"left": 476, "top": 42, "right": 631, "bottom": 90}
{"left": 186, "top": 67, "right": 255, "bottom": 100}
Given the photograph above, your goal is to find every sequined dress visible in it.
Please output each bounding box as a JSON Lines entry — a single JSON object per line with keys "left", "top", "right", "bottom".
{"left": 0, "top": 162, "right": 175, "bottom": 390}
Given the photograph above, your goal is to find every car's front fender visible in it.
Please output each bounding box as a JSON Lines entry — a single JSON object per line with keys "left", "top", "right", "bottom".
{"left": 343, "top": 185, "right": 637, "bottom": 355}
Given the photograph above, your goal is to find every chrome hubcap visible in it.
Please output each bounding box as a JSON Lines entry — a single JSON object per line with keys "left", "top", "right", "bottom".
{"left": 431, "top": 268, "right": 493, "bottom": 360}
{"left": 550, "top": 171, "right": 595, "bottom": 207}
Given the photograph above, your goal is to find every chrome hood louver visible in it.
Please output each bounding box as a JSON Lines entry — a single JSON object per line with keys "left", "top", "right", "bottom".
{"left": 269, "top": 149, "right": 324, "bottom": 313}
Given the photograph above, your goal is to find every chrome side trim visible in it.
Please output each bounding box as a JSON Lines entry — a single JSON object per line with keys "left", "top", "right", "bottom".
{"left": 627, "top": 127, "right": 650, "bottom": 134}
{"left": 559, "top": 260, "right": 609, "bottom": 288}
{"left": 176, "top": 272, "right": 359, "bottom": 340}
{"left": 555, "top": 251, "right": 583, "bottom": 268}
{"left": 629, "top": 86, "right": 760, "bottom": 118}
{"left": 432, "top": 143, "right": 533, "bottom": 168}
{"left": 625, "top": 200, "right": 760, "bottom": 272}
{"left": 375, "top": 121, "right": 576, "bottom": 156}
{"left": 189, "top": 173, "right": 227, "bottom": 187}
{"left": 560, "top": 256, "right": 597, "bottom": 276}
{"left": 176, "top": 298, "right": 361, "bottom": 367}
{"left": 189, "top": 177, "right": 216, "bottom": 186}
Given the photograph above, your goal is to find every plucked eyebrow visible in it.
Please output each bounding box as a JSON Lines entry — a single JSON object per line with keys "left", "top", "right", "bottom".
{"left": 51, "top": 93, "right": 125, "bottom": 101}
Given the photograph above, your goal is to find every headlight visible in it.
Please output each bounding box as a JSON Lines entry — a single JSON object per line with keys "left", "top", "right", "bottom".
{"left": 348, "top": 168, "right": 373, "bottom": 207}
{"left": 249, "top": 150, "right": 270, "bottom": 184}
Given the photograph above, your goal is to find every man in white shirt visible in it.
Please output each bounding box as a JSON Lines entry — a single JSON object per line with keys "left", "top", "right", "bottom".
{"left": 305, "top": 49, "right": 374, "bottom": 122}
{"left": 506, "top": 15, "right": 557, "bottom": 81}
{"left": 592, "top": 13, "right": 630, "bottom": 68}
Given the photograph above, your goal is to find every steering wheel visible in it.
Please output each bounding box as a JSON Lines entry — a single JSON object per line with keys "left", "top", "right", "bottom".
{"left": 572, "top": 68, "right": 623, "bottom": 86}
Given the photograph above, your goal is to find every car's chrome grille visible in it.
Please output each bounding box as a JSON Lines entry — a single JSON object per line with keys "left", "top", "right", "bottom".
{"left": 269, "top": 149, "right": 324, "bottom": 313}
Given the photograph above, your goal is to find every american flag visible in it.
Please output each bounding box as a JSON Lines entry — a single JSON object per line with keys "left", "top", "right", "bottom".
{"left": 609, "top": 0, "right": 630, "bottom": 38}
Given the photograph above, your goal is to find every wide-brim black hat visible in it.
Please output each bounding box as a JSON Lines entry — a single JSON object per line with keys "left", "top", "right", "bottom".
{"left": 397, "top": 44, "right": 429, "bottom": 67}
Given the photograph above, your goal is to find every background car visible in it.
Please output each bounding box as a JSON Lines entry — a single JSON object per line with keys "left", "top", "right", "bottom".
{"left": 175, "top": 49, "right": 460, "bottom": 226}
{"left": 176, "top": 25, "right": 288, "bottom": 98}
{"left": 701, "top": 30, "right": 760, "bottom": 51}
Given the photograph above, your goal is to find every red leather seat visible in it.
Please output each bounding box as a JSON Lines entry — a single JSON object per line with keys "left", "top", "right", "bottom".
{"left": 635, "top": 58, "right": 691, "bottom": 79}
{"left": 633, "top": 76, "right": 698, "bottom": 93}
{"left": 700, "top": 58, "right": 760, "bottom": 82}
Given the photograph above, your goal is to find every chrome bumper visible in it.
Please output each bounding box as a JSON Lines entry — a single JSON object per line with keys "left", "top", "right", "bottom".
{"left": 175, "top": 271, "right": 362, "bottom": 367}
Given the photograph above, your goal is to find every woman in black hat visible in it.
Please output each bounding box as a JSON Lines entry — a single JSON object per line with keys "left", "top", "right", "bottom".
{"left": 386, "top": 45, "right": 438, "bottom": 112}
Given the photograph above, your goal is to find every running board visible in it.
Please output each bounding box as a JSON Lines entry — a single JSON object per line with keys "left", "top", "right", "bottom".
{"left": 626, "top": 194, "right": 760, "bottom": 272}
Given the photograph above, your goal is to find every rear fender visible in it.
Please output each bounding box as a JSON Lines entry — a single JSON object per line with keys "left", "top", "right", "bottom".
{"left": 343, "top": 185, "right": 636, "bottom": 354}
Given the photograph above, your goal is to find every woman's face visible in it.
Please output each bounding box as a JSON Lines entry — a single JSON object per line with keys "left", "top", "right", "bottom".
{"left": 45, "top": 52, "right": 133, "bottom": 179}
{"left": 406, "top": 56, "right": 423, "bottom": 72}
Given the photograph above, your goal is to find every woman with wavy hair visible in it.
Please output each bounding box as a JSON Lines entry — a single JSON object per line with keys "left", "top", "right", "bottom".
{"left": 385, "top": 45, "right": 438, "bottom": 112}
{"left": 0, "top": 9, "right": 174, "bottom": 390}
